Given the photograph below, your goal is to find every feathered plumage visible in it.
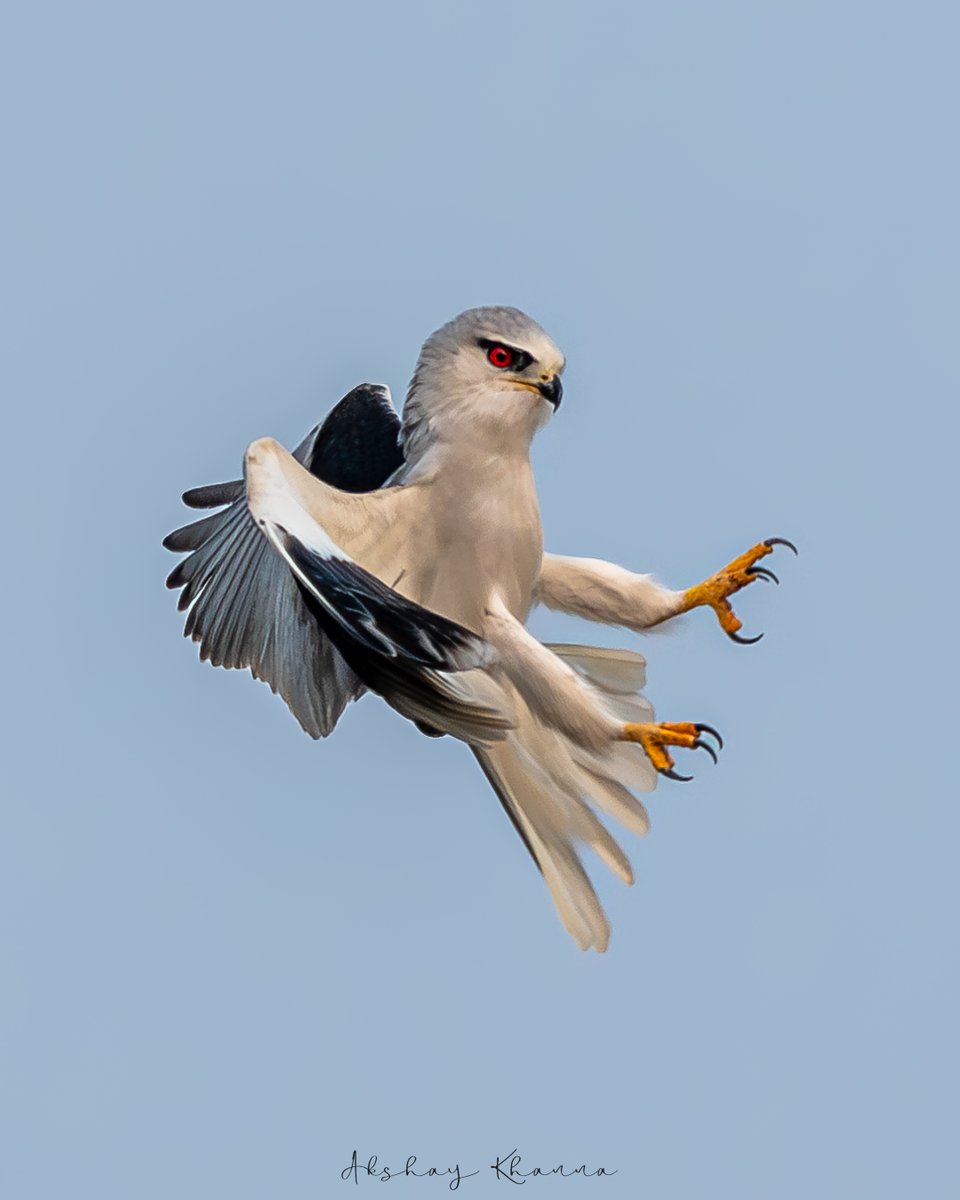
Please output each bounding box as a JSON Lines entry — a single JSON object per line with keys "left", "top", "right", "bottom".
{"left": 165, "top": 307, "right": 793, "bottom": 950}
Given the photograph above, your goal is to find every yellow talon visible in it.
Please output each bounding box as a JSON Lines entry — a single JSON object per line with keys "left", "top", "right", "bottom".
{"left": 682, "top": 536, "right": 796, "bottom": 644}
{"left": 621, "top": 721, "right": 722, "bottom": 781}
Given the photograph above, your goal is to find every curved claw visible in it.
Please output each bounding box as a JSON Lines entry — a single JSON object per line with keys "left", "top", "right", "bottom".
{"left": 747, "top": 566, "right": 779, "bottom": 585}
{"left": 661, "top": 767, "right": 693, "bottom": 783}
{"left": 764, "top": 536, "right": 798, "bottom": 555}
{"left": 729, "top": 629, "right": 764, "bottom": 645}
{"left": 694, "top": 723, "right": 724, "bottom": 750}
{"left": 729, "top": 628, "right": 763, "bottom": 648}
{"left": 694, "top": 738, "right": 718, "bottom": 765}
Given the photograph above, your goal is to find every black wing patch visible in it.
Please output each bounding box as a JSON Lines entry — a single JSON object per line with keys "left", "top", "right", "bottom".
{"left": 277, "top": 531, "right": 508, "bottom": 744}
{"left": 305, "top": 383, "right": 404, "bottom": 491}
{"left": 279, "top": 533, "right": 489, "bottom": 671}
{"left": 165, "top": 381, "right": 402, "bottom": 538}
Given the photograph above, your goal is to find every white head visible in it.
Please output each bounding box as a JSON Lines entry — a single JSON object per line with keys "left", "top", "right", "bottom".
{"left": 402, "top": 306, "right": 565, "bottom": 466}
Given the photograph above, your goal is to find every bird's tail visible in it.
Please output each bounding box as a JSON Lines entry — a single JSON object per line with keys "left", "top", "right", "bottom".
{"left": 475, "top": 644, "right": 657, "bottom": 952}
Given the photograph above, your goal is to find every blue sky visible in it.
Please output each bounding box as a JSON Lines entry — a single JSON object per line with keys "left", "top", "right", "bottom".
{"left": 2, "top": 2, "right": 957, "bottom": 1197}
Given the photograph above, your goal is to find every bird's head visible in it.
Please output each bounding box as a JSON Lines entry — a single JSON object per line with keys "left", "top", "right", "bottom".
{"left": 402, "top": 307, "right": 565, "bottom": 465}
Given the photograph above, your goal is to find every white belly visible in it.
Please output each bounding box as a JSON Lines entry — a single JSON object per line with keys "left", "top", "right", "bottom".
{"left": 392, "top": 457, "right": 543, "bottom": 632}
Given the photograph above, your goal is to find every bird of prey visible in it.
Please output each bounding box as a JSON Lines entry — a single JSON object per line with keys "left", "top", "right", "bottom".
{"left": 164, "top": 307, "right": 794, "bottom": 951}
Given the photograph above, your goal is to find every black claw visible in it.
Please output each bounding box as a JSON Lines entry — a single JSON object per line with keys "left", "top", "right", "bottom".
{"left": 694, "top": 723, "right": 724, "bottom": 750}
{"left": 695, "top": 739, "right": 718, "bottom": 765}
{"left": 748, "top": 566, "right": 779, "bottom": 585}
{"left": 729, "top": 629, "right": 764, "bottom": 645}
{"left": 661, "top": 768, "right": 693, "bottom": 782}
{"left": 764, "top": 536, "right": 798, "bottom": 555}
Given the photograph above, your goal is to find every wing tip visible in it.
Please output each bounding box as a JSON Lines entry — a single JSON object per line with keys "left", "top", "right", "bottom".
{"left": 181, "top": 480, "right": 244, "bottom": 509}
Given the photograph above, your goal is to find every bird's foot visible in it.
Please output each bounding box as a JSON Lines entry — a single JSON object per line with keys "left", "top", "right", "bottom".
{"left": 682, "top": 537, "right": 797, "bottom": 644}
{"left": 621, "top": 721, "right": 723, "bottom": 782}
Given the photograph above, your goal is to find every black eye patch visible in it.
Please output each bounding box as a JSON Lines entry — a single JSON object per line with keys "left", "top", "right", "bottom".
{"left": 477, "top": 338, "right": 534, "bottom": 372}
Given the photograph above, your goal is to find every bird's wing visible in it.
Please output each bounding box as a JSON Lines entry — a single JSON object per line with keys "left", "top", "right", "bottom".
{"left": 245, "top": 436, "right": 513, "bottom": 745}
{"left": 163, "top": 384, "right": 404, "bottom": 738}
{"left": 296, "top": 381, "right": 405, "bottom": 492}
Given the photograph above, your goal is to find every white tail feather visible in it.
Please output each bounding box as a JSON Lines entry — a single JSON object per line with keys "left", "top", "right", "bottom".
{"left": 475, "top": 643, "right": 659, "bottom": 951}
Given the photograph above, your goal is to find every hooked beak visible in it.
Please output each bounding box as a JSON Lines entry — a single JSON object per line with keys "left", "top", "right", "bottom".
{"left": 537, "top": 375, "right": 563, "bottom": 409}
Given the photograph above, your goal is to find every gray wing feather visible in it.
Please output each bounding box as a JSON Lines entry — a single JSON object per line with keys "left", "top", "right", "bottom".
{"left": 183, "top": 480, "right": 245, "bottom": 509}
{"left": 164, "top": 392, "right": 398, "bottom": 738}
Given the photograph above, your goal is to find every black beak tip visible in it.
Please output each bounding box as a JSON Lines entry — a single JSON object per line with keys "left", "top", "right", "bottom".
{"left": 539, "top": 377, "right": 563, "bottom": 409}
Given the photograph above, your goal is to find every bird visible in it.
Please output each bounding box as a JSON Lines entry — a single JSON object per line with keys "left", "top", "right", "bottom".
{"left": 164, "top": 306, "right": 795, "bottom": 951}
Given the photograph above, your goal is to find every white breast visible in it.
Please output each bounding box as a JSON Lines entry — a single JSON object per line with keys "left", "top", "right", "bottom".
{"left": 390, "top": 451, "right": 544, "bottom": 633}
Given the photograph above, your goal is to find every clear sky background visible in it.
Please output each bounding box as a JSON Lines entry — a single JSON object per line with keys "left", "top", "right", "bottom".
{"left": 2, "top": 2, "right": 957, "bottom": 1197}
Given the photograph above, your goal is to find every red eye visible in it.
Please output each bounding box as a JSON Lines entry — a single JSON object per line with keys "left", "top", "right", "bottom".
{"left": 487, "top": 344, "right": 514, "bottom": 369}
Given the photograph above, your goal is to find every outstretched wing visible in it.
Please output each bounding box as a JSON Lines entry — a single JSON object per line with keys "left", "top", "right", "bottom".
{"left": 244, "top": 435, "right": 512, "bottom": 746}
{"left": 163, "top": 384, "right": 404, "bottom": 737}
